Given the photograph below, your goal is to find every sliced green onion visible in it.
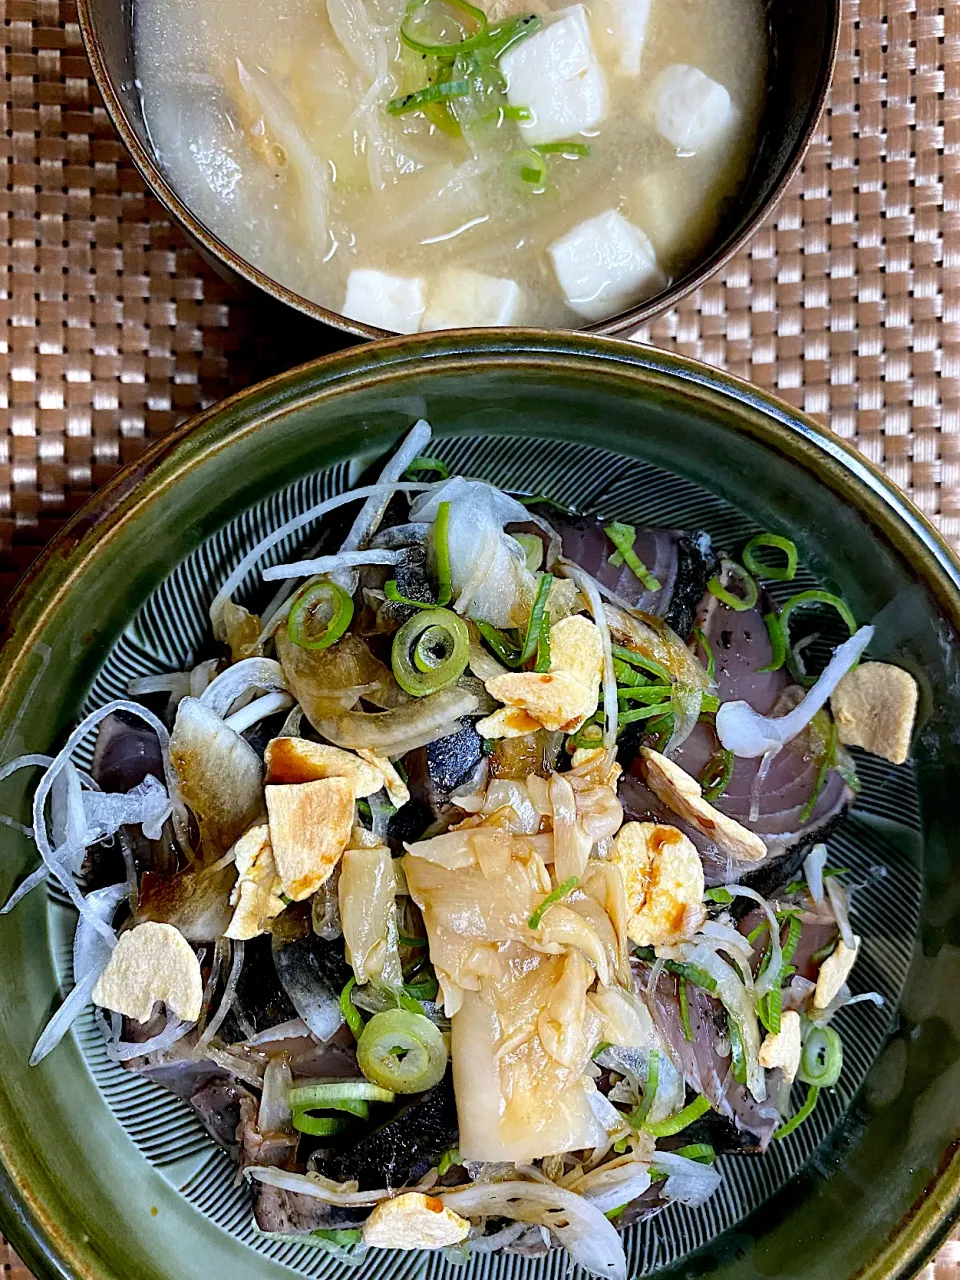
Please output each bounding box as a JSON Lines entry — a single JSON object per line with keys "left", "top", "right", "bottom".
{"left": 628, "top": 1049, "right": 659, "bottom": 1127}
{"left": 613, "top": 657, "right": 653, "bottom": 688}
{"left": 604, "top": 522, "right": 661, "bottom": 593}
{"left": 289, "top": 1081, "right": 396, "bottom": 1108}
{"left": 288, "top": 580, "right": 354, "bottom": 650}
{"left": 387, "top": 78, "right": 471, "bottom": 114}
{"left": 528, "top": 875, "right": 578, "bottom": 929}
{"left": 519, "top": 573, "right": 554, "bottom": 666}
{"left": 778, "top": 590, "right": 858, "bottom": 687}
{"left": 643, "top": 1093, "right": 711, "bottom": 1137}
{"left": 356, "top": 1008, "right": 448, "bottom": 1093}
{"left": 400, "top": 0, "right": 488, "bottom": 56}
{"left": 292, "top": 1111, "right": 347, "bottom": 1136}
{"left": 742, "top": 533, "right": 798, "bottom": 582}
{"left": 384, "top": 579, "right": 432, "bottom": 609}
{"left": 633, "top": 948, "right": 718, "bottom": 993}
{"left": 673, "top": 1143, "right": 716, "bottom": 1164}
{"left": 568, "top": 714, "right": 603, "bottom": 749}
{"left": 773, "top": 1085, "right": 820, "bottom": 1140}
{"left": 705, "top": 887, "right": 734, "bottom": 905}
{"left": 399, "top": 933, "right": 428, "bottom": 948}
{"left": 700, "top": 747, "right": 734, "bottom": 802}
{"left": 780, "top": 912, "right": 803, "bottom": 968}
{"left": 798, "top": 1025, "right": 843, "bottom": 1088}
{"left": 534, "top": 611, "right": 551, "bottom": 674}
{"left": 729, "top": 1017, "right": 747, "bottom": 1085}
{"left": 392, "top": 607, "right": 469, "bottom": 696}
{"left": 799, "top": 720, "right": 837, "bottom": 824}
{"left": 810, "top": 936, "right": 840, "bottom": 965}
{"left": 707, "top": 558, "right": 758, "bottom": 613}
{"left": 475, "top": 620, "right": 521, "bottom": 667}
{"left": 618, "top": 703, "right": 672, "bottom": 728}
{"left": 679, "top": 977, "right": 693, "bottom": 1042}
{"left": 693, "top": 626, "right": 715, "bottom": 681}
{"left": 532, "top": 141, "right": 591, "bottom": 157}
{"left": 756, "top": 611, "right": 787, "bottom": 673}
{"left": 312, "top": 1229, "right": 363, "bottom": 1246}
{"left": 592, "top": 1040, "right": 613, "bottom": 1060}
{"left": 611, "top": 645, "right": 673, "bottom": 683}
{"left": 404, "top": 456, "right": 450, "bottom": 480}
{"left": 438, "top": 1148, "right": 460, "bottom": 1176}
{"left": 433, "top": 501, "right": 453, "bottom": 606}
{"left": 514, "top": 532, "right": 543, "bottom": 572}
{"left": 758, "top": 984, "right": 782, "bottom": 1036}
{"left": 502, "top": 104, "right": 532, "bottom": 119}
{"left": 513, "top": 148, "right": 547, "bottom": 186}
{"left": 340, "top": 977, "right": 365, "bottom": 1042}
{"left": 604, "top": 1203, "right": 628, "bottom": 1221}
{"left": 484, "top": 11, "right": 540, "bottom": 56}
{"left": 617, "top": 684, "right": 673, "bottom": 704}
{"left": 404, "top": 973, "right": 439, "bottom": 1001}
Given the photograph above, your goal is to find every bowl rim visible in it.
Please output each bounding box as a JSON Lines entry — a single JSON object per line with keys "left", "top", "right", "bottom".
{"left": 0, "top": 329, "right": 958, "bottom": 1280}
{"left": 76, "top": 0, "right": 840, "bottom": 339}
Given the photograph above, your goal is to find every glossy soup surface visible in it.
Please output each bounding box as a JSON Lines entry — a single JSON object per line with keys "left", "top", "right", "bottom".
{"left": 135, "top": 0, "right": 768, "bottom": 329}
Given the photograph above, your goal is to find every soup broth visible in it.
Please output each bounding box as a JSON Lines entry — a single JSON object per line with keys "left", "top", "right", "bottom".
{"left": 135, "top": 0, "right": 768, "bottom": 329}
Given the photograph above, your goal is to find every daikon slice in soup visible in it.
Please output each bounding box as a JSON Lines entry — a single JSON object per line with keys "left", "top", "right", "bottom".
{"left": 135, "top": 0, "right": 768, "bottom": 330}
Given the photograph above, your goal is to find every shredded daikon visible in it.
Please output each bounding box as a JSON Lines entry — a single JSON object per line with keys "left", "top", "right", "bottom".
{"left": 261, "top": 548, "right": 403, "bottom": 582}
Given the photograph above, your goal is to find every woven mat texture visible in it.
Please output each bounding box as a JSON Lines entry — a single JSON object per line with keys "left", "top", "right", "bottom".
{"left": 1, "top": 0, "right": 959, "bottom": 1271}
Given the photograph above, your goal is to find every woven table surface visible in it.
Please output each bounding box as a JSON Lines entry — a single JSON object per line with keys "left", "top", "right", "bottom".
{"left": 1, "top": 0, "right": 959, "bottom": 1272}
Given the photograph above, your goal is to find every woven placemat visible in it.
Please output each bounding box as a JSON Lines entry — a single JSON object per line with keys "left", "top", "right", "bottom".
{"left": 1, "top": 0, "right": 959, "bottom": 1273}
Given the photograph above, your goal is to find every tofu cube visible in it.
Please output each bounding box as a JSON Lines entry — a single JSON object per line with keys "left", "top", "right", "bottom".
{"left": 608, "top": 0, "right": 651, "bottom": 75}
{"left": 651, "top": 64, "right": 734, "bottom": 154}
{"left": 421, "top": 268, "right": 523, "bottom": 330}
{"left": 343, "top": 269, "right": 425, "bottom": 334}
{"left": 548, "top": 209, "right": 664, "bottom": 320}
{"left": 501, "top": 6, "right": 608, "bottom": 146}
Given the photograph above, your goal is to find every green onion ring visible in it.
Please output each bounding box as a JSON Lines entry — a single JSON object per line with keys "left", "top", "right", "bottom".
{"left": 356, "top": 1008, "right": 448, "bottom": 1093}
{"left": 700, "top": 747, "right": 734, "bottom": 802}
{"left": 513, "top": 148, "right": 547, "bottom": 186}
{"left": 742, "top": 533, "right": 798, "bottom": 581}
{"left": 756, "top": 611, "right": 787, "bottom": 673}
{"left": 400, "top": 0, "right": 488, "bottom": 56}
{"left": 777, "top": 590, "right": 858, "bottom": 687}
{"left": 287, "top": 580, "right": 354, "bottom": 650}
{"left": 773, "top": 1085, "right": 820, "bottom": 1140}
{"left": 292, "top": 1111, "right": 348, "bottom": 1136}
{"left": 693, "top": 626, "right": 715, "bottom": 681}
{"left": 673, "top": 1143, "right": 716, "bottom": 1164}
{"left": 475, "top": 620, "right": 522, "bottom": 667}
{"left": 514, "top": 532, "right": 543, "bottom": 572}
{"left": 384, "top": 579, "right": 432, "bottom": 609}
{"left": 707, "top": 558, "right": 758, "bottom": 612}
{"left": 289, "top": 1081, "right": 396, "bottom": 1108}
{"left": 392, "top": 607, "right": 468, "bottom": 696}
{"left": 340, "top": 977, "right": 365, "bottom": 1042}
{"left": 798, "top": 1024, "right": 843, "bottom": 1088}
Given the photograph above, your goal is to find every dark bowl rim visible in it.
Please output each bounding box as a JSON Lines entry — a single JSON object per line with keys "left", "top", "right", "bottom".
{"left": 0, "top": 329, "right": 958, "bottom": 1280}
{"left": 76, "top": 0, "right": 840, "bottom": 339}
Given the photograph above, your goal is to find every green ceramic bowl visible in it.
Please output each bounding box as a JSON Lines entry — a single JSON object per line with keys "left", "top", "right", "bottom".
{"left": 0, "top": 331, "right": 958, "bottom": 1280}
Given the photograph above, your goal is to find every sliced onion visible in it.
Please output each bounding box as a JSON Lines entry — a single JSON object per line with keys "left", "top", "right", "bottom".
{"left": 467, "top": 1223, "right": 527, "bottom": 1254}
{"left": 666, "top": 681, "right": 702, "bottom": 756}
{"left": 196, "top": 938, "right": 244, "bottom": 1053}
{"left": 804, "top": 843, "right": 828, "bottom": 905}
{"left": 573, "top": 1160, "right": 652, "bottom": 1213}
{"left": 721, "top": 884, "right": 782, "bottom": 1001}
{"left": 199, "top": 658, "right": 288, "bottom": 719}
{"left": 30, "top": 882, "right": 128, "bottom": 1065}
{"left": 843, "top": 991, "right": 885, "bottom": 1008}
{"left": 262, "top": 549, "right": 403, "bottom": 582}
{"left": 201, "top": 1043, "right": 265, "bottom": 1087}
{"left": 560, "top": 562, "right": 617, "bottom": 751}
{"left": 259, "top": 1056, "right": 294, "bottom": 1134}
{"left": 681, "top": 941, "right": 766, "bottom": 1101}
{"left": 223, "top": 690, "right": 295, "bottom": 734}
{"left": 240, "top": 1017, "right": 311, "bottom": 1046}
{"left": 128, "top": 672, "right": 191, "bottom": 699}
{"left": 438, "top": 1179, "right": 626, "bottom": 1280}
{"left": 825, "top": 874, "right": 856, "bottom": 949}
{"left": 246, "top": 1166, "right": 392, "bottom": 1206}
{"left": 314, "top": 687, "right": 478, "bottom": 753}
{"left": 716, "top": 626, "right": 874, "bottom": 757}
{"left": 337, "top": 420, "right": 432, "bottom": 564}
{"left": 650, "top": 1151, "right": 722, "bottom": 1206}
{"left": 210, "top": 481, "right": 437, "bottom": 637}
{"left": 106, "top": 1012, "right": 194, "bottom": 1063}
{"left": 749, "top": 746, "right": 780, "bottom": 823}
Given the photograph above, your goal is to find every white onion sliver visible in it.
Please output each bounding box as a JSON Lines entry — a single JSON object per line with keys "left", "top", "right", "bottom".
{"left": 716, "top": 625, "right": 874, "bottom": 757}
{"left": 574, "top": 1163, "right": 651, "bottom": 1214}
{"left": 259, "top": 1056, "right": 294, "bottom": 1134}
{"left": 438, "top": 1179, "right": 627, "bottom": 1280}
{"left": 108, "top": 1013, "right": 193, "bottom": 1062}
{"left": 240, "top": 1017, "right": 310, "bottom": 1046}
{"left": 804, "top": 843, "right": 828, "bottom": 905}
{"left": 651, "top": 1151, "right": 722, "bottom": 1207}
{"left": 209, "top": 481, "right": 435, "bottom": 636}
{"left": 336, "top": 420, "right": 432, "bottom": 563}
{"left": 199, "top": 658, "right": 288, "bottom": 719}
{"left": 665, "top": 682, "right": 702, "bottom": 756}
{"left": 682, "top": 941, "right": 766, "bottom": 1102}
{"left": 262, "top": 549, "right": 402, "bottom": 582}
{"left": 560, "top": 562, "right": 617, "bottom": 751}
{"left": 721, "top": 884, "right": 783, "bottom": 1001}
{"left": 246, "top": 1166, "right": 392, "bottom": 1206}
{"left": 197, "top": 938, "right": 244, "bottom": 1053}
{"left": 224, "top": 690, "right": 294, "bottom": 735}
{"left": 843, "top": 991, "right": 885, "bottom": 1008}
{"left": 127, "top": 672, "right": 191, "bottom": 697}
{"left": 467, "top": 1223, "right": 527, "bottom": 1254}
{"left": 825, "top": 874, "right": 857, "bottom": 949}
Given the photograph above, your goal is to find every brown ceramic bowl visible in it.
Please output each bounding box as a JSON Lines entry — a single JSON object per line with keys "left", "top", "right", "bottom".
{"left": 78, "top": 0, "right": 839, "bottom": 340}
